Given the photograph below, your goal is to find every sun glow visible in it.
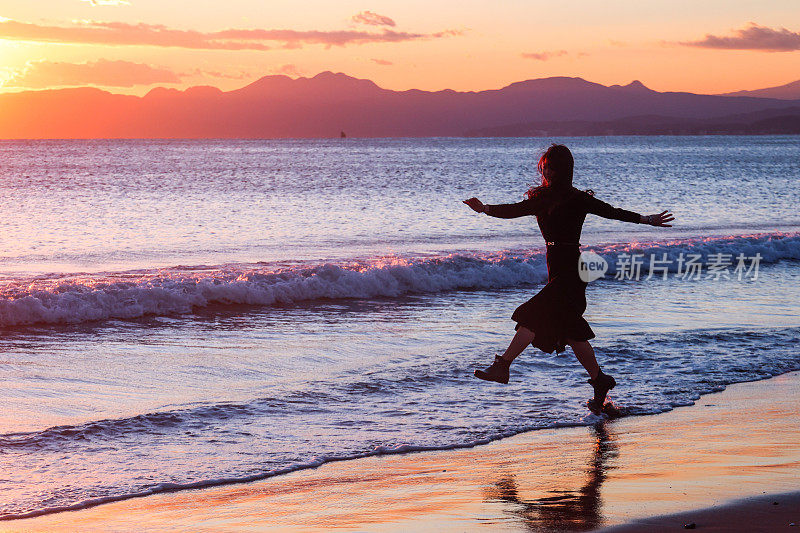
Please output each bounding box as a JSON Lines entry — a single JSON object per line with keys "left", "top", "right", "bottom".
{"left": 0, "top": 42, "right": 20, "bottom": 87}
{"left": 0, "top": 1, "right": 795, "bottom": 95}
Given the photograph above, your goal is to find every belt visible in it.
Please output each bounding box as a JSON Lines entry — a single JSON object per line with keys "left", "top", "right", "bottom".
{"left": 546, "top": 241, "right": 581, "bottom": 246}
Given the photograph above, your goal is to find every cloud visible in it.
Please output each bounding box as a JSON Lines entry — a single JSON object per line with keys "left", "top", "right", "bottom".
{"left": 371, "top": 58, "right": 392, "bottom": 65}
{"left": 272, "top": 64, "right": 302, "bottom": 77}
{"left": 0, "top": 18, "right": 457, "bottom": 50}
{"left": 432, "top": 29, "right": 464, "bottom": 38}
{"left": 681, "top": 22, "right": 800, "bottom": 52}
{"left": 521, "top": 50, "right": 568, "bottom": 61}
{"left": 212, "top": 28, "right": 443, "bottom": 49}
{"left": 186, "top": 68, "right": 250, "bottom": 80}
{"left": 352, "top": 11, "right": 396, "bottom": 27}
{"left": 81, "top": 0, "right": 130, "bottom": 5}
{"left": 3, "top": 59, "right": 181, "bottom": 88}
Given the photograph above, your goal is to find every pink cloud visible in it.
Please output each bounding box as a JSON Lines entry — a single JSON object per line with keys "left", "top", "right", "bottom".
{"left": 432, "top": 29, "right": 464, "bottom": 38}
{"left": 521, "top": 50, "right": 568, "bottom": 61}
{"left": 4, "top": 59, "right": 181, "bottom": 88}
{"left": 0, "top": 18, "right": 457, "bottom": 50}
{"left": 371, "top": 58, "right": 393, "bottom": 65}
{"left": 0, "top": 19, "right": 268, "bottom": 50}
{"left": 212, "top": 28, "right": 431, "bottom": 49}
{"left": 352, "top": 11, "right": 396, "bottom": 27}
{"left": 186, "top": 68, "right": 251, "bottom": 80}
{"left": 272, "top": 64, "right": 303, "bottom": 77}
{"left": 681, "top": 22, "right": 800, "bottom": 52}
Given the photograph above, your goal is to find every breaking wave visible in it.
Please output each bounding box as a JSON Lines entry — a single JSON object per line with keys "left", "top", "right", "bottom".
{"left": 0, "top": 232, "right": 797, "bottom": 327}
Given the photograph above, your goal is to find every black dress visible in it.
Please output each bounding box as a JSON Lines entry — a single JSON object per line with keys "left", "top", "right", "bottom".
{"left": 485, "top": 187, "right": 641, "bottom": 354}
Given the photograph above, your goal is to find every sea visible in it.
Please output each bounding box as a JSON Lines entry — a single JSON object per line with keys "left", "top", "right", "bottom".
{"left": 0, "top": 136, "right": 798, "bottom": 519}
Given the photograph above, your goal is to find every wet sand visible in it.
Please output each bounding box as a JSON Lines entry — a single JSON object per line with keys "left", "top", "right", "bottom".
{"left": 597, "top": 491, "right": 800, "bottom": 532}
{"left": 3, "top": 371, "right": 799, "bottom": 532}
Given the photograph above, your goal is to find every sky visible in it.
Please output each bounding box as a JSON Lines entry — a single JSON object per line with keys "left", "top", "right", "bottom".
{"left": 0, "top": 0, "right": 798, "bottom": 95}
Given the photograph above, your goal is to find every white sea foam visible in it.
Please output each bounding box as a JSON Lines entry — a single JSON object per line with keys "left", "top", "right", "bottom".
{"left": 0, "top": 232, "right": 797, "bottom": 327}
{"left": 0, "top": 379, "right": 741, "bottom": 522}
{"left": 0, "top": 418, "right": 586, "bottom": 522}
{"left": 0, "top": 326, "right": 796, "bottom": 521}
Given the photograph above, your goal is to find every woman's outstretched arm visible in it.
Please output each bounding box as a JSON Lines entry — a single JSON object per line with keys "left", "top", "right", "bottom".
{"left": 463, "top": 197, "right": 537, "bottom": 219}
{"left": 582, "top": 193, "right": 674, "bottom": 226}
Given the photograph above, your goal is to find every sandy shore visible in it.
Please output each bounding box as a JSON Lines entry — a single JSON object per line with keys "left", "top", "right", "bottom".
{"left": 597, "top": 491, "right": 800, "bottom": 532}
{"left": 2, "top": 371, "right": 799, "bottom": 532}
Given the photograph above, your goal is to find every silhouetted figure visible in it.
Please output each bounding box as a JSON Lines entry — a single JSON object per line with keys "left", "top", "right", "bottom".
{"left": 464, "top": 144, "right": 673, "bottom": 411}
{"left": 485, "top": 425, "right": 619, "bottom": 532}
{"left": 340, "top": 130, "right": 347, "bottom": 138}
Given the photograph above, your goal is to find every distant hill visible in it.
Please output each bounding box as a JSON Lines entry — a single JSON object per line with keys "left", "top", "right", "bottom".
{"left": 720, "top": 80, "right": 800, "bottom": 100}
{"left": 467, "top": 107, "right": 800, "bottom": 136}
{"left": 0, "top": 72, "right": 799, "bottom": 138}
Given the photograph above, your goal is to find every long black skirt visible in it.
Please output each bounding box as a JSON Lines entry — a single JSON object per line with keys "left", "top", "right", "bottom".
{"left": 512, "top": 248, "right": 595, "bottom": 353}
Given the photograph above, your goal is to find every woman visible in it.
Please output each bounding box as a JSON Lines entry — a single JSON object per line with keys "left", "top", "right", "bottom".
{"left": 464, "top": 144, "right": 673, "bottom": 413}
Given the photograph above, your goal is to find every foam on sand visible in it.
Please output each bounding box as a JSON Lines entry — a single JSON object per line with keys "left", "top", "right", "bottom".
{"left": 1, "top": 371, "right": 798, "bottom": 530}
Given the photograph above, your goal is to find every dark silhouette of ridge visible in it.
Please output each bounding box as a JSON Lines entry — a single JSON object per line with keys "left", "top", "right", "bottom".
{"left": 609, "top": 80, "right": 653, "bottom": 92}
{"left": 720, "top": 80, "right": 800, "bottom": 100}
{"left": 228, "top": 72, "right": 385, "bottom": 102}
{"left": 0, "top": 72, "right": 798, "bottom": 139}
{"left": 466, "top": 106, "right": 800, "bottom": 137}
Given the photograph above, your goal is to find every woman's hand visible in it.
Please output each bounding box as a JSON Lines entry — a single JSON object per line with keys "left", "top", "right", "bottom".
{"left": 642, "top": 210, "right": 674, "bottom": 227}
{"left": 463, "top": 197, "right": 485, "bottom": 213}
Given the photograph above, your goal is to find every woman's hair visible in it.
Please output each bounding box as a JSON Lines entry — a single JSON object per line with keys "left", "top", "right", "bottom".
{"left": 538, "top": 144, "right": 573, "bottom": 187}
{"left": 525, "top": 144, "right": 577, "bottom": 213}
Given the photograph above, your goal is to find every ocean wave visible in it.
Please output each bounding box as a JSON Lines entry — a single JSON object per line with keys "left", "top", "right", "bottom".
{"left": 0, "top": 428, "right": 564, "bottom": 522}
{"left": 2, "top": 326, "right": 797, "bottom": 455}
{"left": 0, "top": 324, "right": 798, "bottom": 521}
{"left": 3, "top": 363, "right": 798, "bottom": 522}
{"left": 0, "top": 232, "right": 797, "bottom": 327}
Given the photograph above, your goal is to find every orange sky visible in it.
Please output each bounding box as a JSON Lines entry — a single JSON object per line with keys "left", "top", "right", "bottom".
{"left": 0, "top": 1, "right": 798, "bottom": 95}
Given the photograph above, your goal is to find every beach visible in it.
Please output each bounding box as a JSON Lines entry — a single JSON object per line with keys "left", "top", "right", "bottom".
{"left": 2, "top": 370, "right": 797, "bottom": 531}
{"left": 0, "top": 137, "right": 798, "bottom": 528}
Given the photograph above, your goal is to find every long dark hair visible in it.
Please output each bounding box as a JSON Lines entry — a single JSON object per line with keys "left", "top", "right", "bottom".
{"left": 525, "top": 144, "right": 577, "bottom": 214}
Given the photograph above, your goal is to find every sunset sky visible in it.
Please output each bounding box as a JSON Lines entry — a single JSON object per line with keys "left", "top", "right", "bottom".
{"left": 0, "top": 0, "right": 798, "bottom": 95}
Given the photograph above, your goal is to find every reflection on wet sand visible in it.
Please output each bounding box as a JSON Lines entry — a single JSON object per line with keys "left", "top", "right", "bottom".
{"left": 3, "top": 373, "right": 799, "bottom": 532}
{"left": 485, "top": 424, "right": 619, "bottom": 532}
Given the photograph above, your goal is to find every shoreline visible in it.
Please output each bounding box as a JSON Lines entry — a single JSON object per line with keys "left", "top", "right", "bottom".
{"left": 2, "top": 370, "right": 799, "bottom": 531}
{"left": 597, "top": 491, "right": 800, "bottom": 532}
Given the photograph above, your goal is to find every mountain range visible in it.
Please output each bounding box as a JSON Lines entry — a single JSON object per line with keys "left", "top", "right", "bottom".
{"left": 1, "top": 72, "right": 798, "bottom": 138}
{"left": 719, "top": 79, "right": 800, "bottom": 100}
